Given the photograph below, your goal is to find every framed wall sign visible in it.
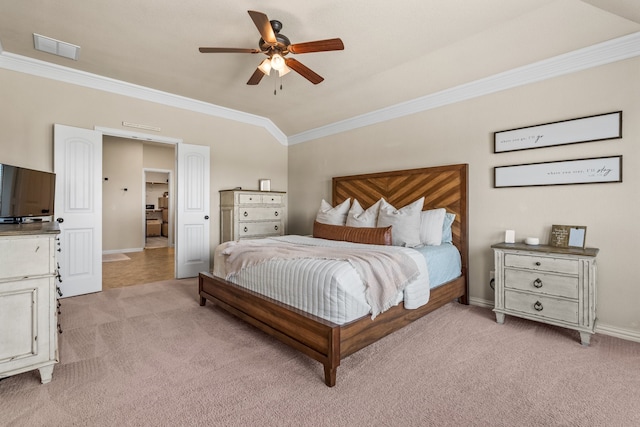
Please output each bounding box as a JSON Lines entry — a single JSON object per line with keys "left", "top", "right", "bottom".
{"left": 494, "top": 111, "right": 622, "bottom": 153}
{"left": 550, "top": 225, "right": 587, "bottom": 248}
{"left": 494, "top": 155, "right": 622, "bottom": 188}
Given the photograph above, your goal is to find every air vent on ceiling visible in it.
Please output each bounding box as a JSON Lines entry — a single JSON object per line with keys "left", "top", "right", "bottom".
{"left": 33, "top": 33, "right": 80, "bottom": 60}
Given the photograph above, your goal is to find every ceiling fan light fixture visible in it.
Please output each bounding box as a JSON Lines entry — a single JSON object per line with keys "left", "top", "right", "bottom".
{"left": 279, "top": 64, "right": 291, "bottom": 77}
{"left": 270, "top": 53, "right": 285, "bottom": 71}
{"left": 258, "top": 58, "right": 272, "bottom": 75}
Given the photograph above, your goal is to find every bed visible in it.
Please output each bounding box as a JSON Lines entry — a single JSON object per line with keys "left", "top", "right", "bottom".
{"left": 199, "top": 163, "right": 468, "bottom": 386}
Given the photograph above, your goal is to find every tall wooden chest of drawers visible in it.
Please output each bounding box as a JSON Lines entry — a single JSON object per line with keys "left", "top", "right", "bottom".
{"left": 220, "top": 190, "right": 286, "bottom": 242}
{"left": 492, "top": 242, "right": 598, "bottom": 345}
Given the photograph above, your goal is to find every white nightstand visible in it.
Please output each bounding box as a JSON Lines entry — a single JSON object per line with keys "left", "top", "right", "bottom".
{"left": 492, "top": 242, "right": 598, "bottom": 345}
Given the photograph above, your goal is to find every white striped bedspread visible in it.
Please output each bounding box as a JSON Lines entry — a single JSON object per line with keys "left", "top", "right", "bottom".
{"left": 213, "top": 235, "right": 456, "bottom": 325}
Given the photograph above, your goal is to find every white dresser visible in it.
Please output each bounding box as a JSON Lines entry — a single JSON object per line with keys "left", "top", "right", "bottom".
{"left": 492, "top": 242, "right": 598, "bottom": 345}
{"left": 0, "top": 222, "right": 60, "bottom": 383}
{"left": 220, "top": 190, "right": 286, "bottom": 242}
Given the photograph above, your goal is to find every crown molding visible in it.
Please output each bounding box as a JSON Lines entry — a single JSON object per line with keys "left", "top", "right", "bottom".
{"left": 1, "top": 31, "right": 639, "bottom": 147}
{"left": 0, "top": 51, "right": 288, "bottom": 146}
{"left": 288, "top": 31, "right": 640, "bottom": 145}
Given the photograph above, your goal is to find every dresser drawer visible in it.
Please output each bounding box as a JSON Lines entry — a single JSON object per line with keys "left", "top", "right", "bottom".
{"left": 239, "top": 208, "right": 283, "bottom": 221}
{"left": 0, "top": 237, "right": 53, "bottom": 279}
{"left": 238, "top": 193, "right": 262, "bottom": 205}
{"left": 239, "top": 221, "right": 282, "bottom": 237}
{"left": 261, "top": 194, "right": 283, "bottom": 204}
{"left": 505, "top": 290, "right": 578, "bottom": 324}
{"left": 504, "top": 253, "right": 579, "bottom": 275}
{"left": 505, "top": 269, "right": 579, "bottom": 299}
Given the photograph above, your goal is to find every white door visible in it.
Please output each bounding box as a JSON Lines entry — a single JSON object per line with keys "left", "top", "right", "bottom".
{"left": 53, "top": 124, "right": 102, "bottom": 297}
{"left": 176, "top": 143, "right": 210, "bottom": 278}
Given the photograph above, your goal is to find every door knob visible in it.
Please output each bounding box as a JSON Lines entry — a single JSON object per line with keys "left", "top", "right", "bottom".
{"left": 56, "top": 218, "right": 64, "bottom": 223}
{"left": 204, "top": 215, "right": 209, "bottom": 220}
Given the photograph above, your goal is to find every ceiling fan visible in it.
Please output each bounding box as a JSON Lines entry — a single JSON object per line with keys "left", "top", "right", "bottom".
{"left": 199, "top": 10, "right": 344, "bottom": 85}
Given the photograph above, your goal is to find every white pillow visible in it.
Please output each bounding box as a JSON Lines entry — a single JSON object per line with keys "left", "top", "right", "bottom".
{"left": 346, "top": 199, "right": 381, "bottom": 228}
{"left": 315, "top": 198, "right": 351, "bottom": 225}
{"left": 376, "top": 197, "right": 424, "bottom": 247}
{"left": 420, "top": 208, "right": 446, "bottom": 246}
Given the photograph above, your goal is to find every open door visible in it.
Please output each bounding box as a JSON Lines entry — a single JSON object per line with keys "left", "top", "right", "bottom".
{"left": 176, "top": 143, "right": 210, "bottom": 278}
{"left": 53, "top": 124, "right": 103, "bottom": 297}
{"left": 55, "top": 126, "right": 208, "bottom": 290}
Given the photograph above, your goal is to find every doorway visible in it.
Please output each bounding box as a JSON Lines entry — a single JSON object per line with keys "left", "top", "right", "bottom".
{"left": 102, "top": 138, "right": 176, "bottom": 289}
{"left": 55, "top": 124, "right": 210, "bottom": 297}
{"left": 144, "top": 169, "right": 172, "bottom": 249}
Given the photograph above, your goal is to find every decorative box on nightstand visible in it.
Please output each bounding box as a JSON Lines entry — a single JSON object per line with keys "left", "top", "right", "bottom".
{"left": 491, "top": 242, "right": 598, "bottom": 345}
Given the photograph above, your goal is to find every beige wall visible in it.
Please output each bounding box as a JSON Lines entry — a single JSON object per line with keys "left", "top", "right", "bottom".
{"left": 288, "top": 57, "right": 640, "bottom": 338}
{"left": 0, "top": 68, "right": 288, "bottom": 249}
{"left": 102, "top": 139, "right": 176, "bottom": 252}
{"left": 103, "top": 137, "right": 143, "bottom": 251}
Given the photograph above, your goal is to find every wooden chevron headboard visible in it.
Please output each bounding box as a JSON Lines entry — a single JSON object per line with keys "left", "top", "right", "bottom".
{"left": 332, "top": 163, "right": 468, "bottom": 280}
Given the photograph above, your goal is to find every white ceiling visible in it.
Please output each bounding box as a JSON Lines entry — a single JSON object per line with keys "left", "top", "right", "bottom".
{"left": 0, "top": 0, "right": 639, "bottom": 140}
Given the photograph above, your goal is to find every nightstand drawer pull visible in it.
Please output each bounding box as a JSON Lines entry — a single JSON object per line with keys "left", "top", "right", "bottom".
{"left": 274, "top": 225, "right": 279, "bottom": 231}
{"left": 244, "top": 211, "right": 249, "bottom": 217}
{"left": 274, "top": 211, "right": 278, "bottom": 216}
{"left": 534, "top": 301, "right": 543, "bottom": 311}
{"left": 535, "top": 262, "right": 541, "bottom": 266}
{"left": 244, "top": 226, "right": 248, "bottom": 232}
{"left": 533, "top": 278, "right": 543, "bottom": 288}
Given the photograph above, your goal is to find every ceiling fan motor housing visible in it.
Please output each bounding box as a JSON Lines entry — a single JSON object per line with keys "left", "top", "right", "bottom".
{"left": 259, "top": 20, "right": 291, "bottom": 54}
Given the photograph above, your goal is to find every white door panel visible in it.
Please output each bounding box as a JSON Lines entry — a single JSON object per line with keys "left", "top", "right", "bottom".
{"left": 53, "top": 124, "right": 102, "bottom": 297}
{"left": 176, "top": 143, "right": 210, "bottom": 278}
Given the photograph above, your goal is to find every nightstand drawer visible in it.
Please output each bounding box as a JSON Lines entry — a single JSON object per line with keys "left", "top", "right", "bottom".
{"left": 239, "top": 221, "right": 282, "bottom": 237}
{"left": 505, "top": 269, "right": 579, "bottom": 299}
{"left": 239, "top": 208, "right": 283, "bottom": 221}
{"left": 505, "top": 290, "right": 578, "bottom": 324}
{"left": 504, "top": 253, "right": 579, "bottom": 275}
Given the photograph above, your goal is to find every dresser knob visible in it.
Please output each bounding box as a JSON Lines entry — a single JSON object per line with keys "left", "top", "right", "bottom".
{"left": 274, "top": 211, "right": 278, "bottom": 216}
{"left": 244, "top": 227, "right": 248, "bottom": 232}
{"left": 535, "top": 262, "right": 541, "bottom": 266}
{"left": 243, "top": 211, "right": 248, "bottom": 217}
{"left": 533, "top": 278, "right": 543, "bottom": 288}
{"left": 274, "top": 225, "right": 279, "bottom": 231}
{"left": 534, "top": 301, "right": 543, "bottom": 311}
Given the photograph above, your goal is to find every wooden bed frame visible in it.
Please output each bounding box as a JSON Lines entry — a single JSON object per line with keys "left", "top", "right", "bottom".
{"left": 199, "top": 163, "right": 468, "bottom": 386}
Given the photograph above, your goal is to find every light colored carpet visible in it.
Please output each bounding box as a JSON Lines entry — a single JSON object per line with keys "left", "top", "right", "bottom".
{"left": 101, "top": 253, "right": 130, "bottom": 263}
{"left": 2, "top": 278, "right": 639, "bottom": 426}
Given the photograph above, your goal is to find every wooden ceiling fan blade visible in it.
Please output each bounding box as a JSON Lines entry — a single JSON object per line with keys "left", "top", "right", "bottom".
{"left": 289, "top": 38, "right": 344, "bottom": 54}
{"left": 247, "top": 68, "right": 266, "bottom": 85}
{"left": 248, "top": 10, "right": 276, "bottom": 45}
{"left": 285, "top": 58, "right": 324, "bottom": 84}
{"left": 199, "top": 47, "right": 261, "bottom": 53}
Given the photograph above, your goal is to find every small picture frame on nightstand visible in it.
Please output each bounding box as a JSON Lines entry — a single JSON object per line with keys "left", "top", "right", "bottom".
{"left": 550, "top": 225, "right": 587, "bottom": 248}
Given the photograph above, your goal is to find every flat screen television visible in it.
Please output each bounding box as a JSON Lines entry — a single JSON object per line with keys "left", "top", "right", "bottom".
{"left": 0, "top": 163, "right": 55, "bottom": 223}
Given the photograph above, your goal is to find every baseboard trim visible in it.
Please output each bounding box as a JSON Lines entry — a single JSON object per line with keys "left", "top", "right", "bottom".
{"left": 102, "top": 248, "right": 143, "bottom": 255}
{"left": 595, "top": 323, "right": 640, "bottom": 344}
{"left": 468, "top": 297, "right": 640, "bottom": 343}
